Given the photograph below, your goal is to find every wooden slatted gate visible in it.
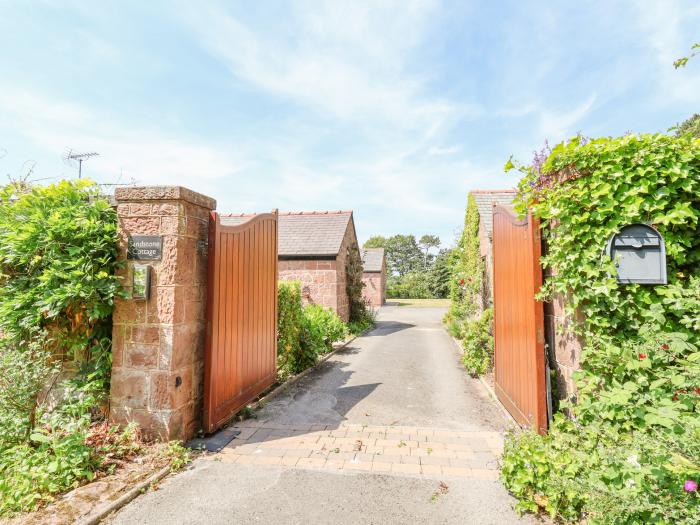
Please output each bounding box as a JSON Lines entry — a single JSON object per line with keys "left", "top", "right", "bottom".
{"left": 492, "top": 204, "right": 548, "bottom": 434}
{"left": 203, "top": 211, "right": 278, "bottom": 433}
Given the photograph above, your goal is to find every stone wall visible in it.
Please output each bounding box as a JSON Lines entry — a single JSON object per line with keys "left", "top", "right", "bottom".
{"left": 109, "top": 186, "right": 215, "bottom": 441}
{"left": 362, "top": 268, "right": 386, "bottom": 306}
{"left": 278, "top": 259, "right": 339, "bottom": 315}
{"left": 545, "top": 292, "right": 584, "bottom": 402}
{"left": 334, "top": 220, "right": 360, "bottom": 322}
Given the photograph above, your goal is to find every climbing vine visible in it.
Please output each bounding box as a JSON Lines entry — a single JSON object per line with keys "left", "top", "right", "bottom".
{"left": 501, "top": 133, "right": 700, "bottom": 524}
{"left": 345, "top": 242, "right": 373, "bottom": 330}
{"left": 447, "top": 194, "right": 483, "bottom": 326}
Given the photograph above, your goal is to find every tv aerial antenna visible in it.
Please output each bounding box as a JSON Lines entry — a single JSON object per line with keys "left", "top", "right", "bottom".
{"left": 64, "top": 149, "right": 99, "bottom": 179}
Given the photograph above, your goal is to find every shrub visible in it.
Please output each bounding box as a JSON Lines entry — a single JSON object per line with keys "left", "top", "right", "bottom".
{"left": 302, "top": 304, "right": 347, "bottom": 353}
{"left": 461, "top": 308, "right": 493, "bottom": 376}
{"left": 277, "top": 282, "right": 352, "bottom": 375}
{"left": 386, "top": 272, "right": 431, "bottom": 298}
{"left": 347, "top": 298, "right": 376, "bottom": 335}
{"left": 0, "top": 180, "right": 120, "bottom": 367}
{"left": 0, "top": 180, "right": 122, "bottom": 515}
{"left": 277, "top": 281, "right": 304, "bottom": 374}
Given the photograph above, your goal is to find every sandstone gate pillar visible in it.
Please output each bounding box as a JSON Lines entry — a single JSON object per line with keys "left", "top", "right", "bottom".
{"left": 109, "top": 186, "right": 216, "bottom": 440}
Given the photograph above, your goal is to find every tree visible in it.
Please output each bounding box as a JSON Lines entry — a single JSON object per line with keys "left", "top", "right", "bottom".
{"left": 673, "top": 114, "right": 700, "bottom": 138}
{"left": 364, "top": 234, "right": 424, "bottom": 276}
{"left": 428, "top": 248, "right": 453, "bottom": 298}
{"left": 418, "top": 234, "right": 441, "bottom": 270}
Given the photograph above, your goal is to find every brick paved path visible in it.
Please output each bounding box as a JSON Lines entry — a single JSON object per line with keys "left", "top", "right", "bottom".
{"left": 211, "top": 422, "right": 502, "bottom": 479}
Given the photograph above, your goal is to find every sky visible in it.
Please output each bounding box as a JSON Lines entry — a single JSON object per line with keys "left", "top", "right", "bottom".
{"left": 1, "top": 1, "right": 699, "bottom": 246}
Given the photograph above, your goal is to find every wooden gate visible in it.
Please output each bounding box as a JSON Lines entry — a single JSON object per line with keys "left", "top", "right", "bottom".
{"left": 492, "top": 204, "right": 547, "bottom": 434}
{"left": 203, "top": 211, "right": 278, "bottom": 433}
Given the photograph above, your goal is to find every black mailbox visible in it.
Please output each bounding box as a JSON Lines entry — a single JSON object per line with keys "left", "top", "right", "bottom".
{"left": 605, "top": 224, "right": 667, "bottom": 285}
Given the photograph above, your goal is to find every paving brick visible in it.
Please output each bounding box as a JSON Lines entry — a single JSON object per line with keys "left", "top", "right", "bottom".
{"left": 254, "top": 456, "right": 282, "bottom": 466}
{"left": 256, "top": 448, "right": 287, "bottom": 457}
{"left": 400, "top": 455, "right": 420, "bottom": 465}
{"left": 281, "top": 449, "right": 313, "bottom": 458}
{"left": 442, "top": 466, "right": 471, "bottom": 477}
{"left": 371, "top": 462, "right": 392, "bottom": 473}
{"left": 420, "top": 464, "right": 443, "bottom": 476}
{"left": 236, "top": 455, "right": 257, "bottom": 464}
{"left": 391, "top": 463, "right": 421, "bottom": 475}
{"left": 467, "top": 469, "right": 500, "bottom": 480}
{"left": 419, "top": 456, "right": 452, "bottom": 467}
{"left": 281, "top": 456, "right": 300, "bottom": 466}
{"left": 344, "top": 461, "right": 372, "bottom": 471}
{"left": 426, "top": 449, "right": 457, "bottom": 459}
{"left": 374, "top": 454, "right": 402, "bottom": 464}
{"left": 297, "top": 457, "right": 326, "bottom": 469}
{"left": 324, "top": 459, "right": 345, "bottom": 470}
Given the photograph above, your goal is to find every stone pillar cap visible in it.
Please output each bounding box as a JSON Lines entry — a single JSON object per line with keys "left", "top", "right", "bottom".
{"left": 115, "top": 186, "right": 216, "bottom": 210}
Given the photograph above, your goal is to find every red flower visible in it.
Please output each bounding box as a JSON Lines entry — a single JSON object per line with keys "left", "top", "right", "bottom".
{"left": 661, "top": 343, "right": 670, "bottom": 350}
{"left": 695, "top": 387, "right": 700, "bottom": 395}
{"left": 673, "top": 394, "right": 679, "bottom": 401}
{"left": 638, "top": 353, "right": 647, "bottom": 360}
{"left": 459, "top": 279, "right": 465, "bottom": 285}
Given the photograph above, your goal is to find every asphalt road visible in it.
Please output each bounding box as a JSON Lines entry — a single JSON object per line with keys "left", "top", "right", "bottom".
{"left": 108, "top": 305, "right": 532, "bottom": 525}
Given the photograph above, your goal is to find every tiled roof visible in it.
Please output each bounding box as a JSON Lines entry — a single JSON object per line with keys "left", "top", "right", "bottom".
{"left": 470, "top": 190, "right": 517, "bottom": 235}
{"left": 361, "top": 248, "right": 384, "bottom": 272}
{"left": 222, "top": 211, "right": 353, "bottom": 257}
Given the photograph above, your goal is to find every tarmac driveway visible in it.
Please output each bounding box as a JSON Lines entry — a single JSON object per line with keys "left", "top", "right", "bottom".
{"left": 108, "top": 305, "right": 533, "bottom": 525}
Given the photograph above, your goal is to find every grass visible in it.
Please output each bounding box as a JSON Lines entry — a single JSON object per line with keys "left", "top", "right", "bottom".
{"left": 386, "top": 298, "right": 451, "bottom": 307}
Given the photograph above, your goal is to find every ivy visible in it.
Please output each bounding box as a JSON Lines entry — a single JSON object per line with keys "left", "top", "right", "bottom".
{"left": 447, "top": 194, "right": 484, "bottom": 323}
{"left": 501, "top": 133, "right": 700, "bottom": 523}
{"left": 512, "top": 133, "right": 700, "bottom": 346}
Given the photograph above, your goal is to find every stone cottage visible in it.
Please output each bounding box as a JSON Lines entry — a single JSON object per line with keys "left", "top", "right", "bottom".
{"left": 361, "top": 247, "right": 386, "bottom": 307}
{"left": 277, "top": 211, "right": 360, "bottom": 322}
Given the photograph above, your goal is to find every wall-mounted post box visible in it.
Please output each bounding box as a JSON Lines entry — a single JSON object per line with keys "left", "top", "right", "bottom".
{"left": 605, "top": 224, "right": 667, "bottom": 285}
{"left": 132, "top": 264, "right": 151, "bottom": 299}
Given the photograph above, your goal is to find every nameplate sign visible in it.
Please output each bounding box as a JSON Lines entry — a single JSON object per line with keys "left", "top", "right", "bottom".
{"left": 127, "top": 235, "right": 162, "bottom": 261}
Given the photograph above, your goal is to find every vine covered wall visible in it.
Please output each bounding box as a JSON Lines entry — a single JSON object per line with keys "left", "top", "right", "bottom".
{"left": 501, "top": 133, "right": 700, "bottom": 523}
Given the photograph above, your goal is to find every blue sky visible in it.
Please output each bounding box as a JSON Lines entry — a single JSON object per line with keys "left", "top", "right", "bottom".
{"left": 1, "top": 1, "right": 699, "bottom": 246}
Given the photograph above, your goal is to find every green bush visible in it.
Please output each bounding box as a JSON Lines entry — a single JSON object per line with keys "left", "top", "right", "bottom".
{"left": 502, "top": 413, "right": 700, "bottom": 524}
{"left": 277, "top": 280, "right": 305, "bottom": 374}
{"left": 461, "top": 308, "right": 493, "bottom": 376}
{"left": 0, "top": 180, "right": 122, "bottom": 515}
{"left": 278, "top": 281, "right": 353, "bottom": 375}
{"left": 501, "top": 133, "right": 700, "bottom": 523}
{"left": 302, "top": 304, "right": 347, "bottom": 354}
{"left": 386, "top": 272, "right": 431, "bottom": 298}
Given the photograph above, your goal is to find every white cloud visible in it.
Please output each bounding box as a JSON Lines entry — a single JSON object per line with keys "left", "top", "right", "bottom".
{"left": 0, "top": 89, "right": 243, "bottom": 193}
{"left": 537, "top": 94, "right": 597, "bottom": 142}
{"left": 178, "top": 1, "right": 466, "bottom": 132}
{"left": 427, "top": 145, "right": 461, "bottom": 156}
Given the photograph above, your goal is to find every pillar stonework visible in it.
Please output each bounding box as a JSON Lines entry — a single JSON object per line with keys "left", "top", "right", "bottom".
{"left": 109, "top": 186, "right": 216, "bottom": 441}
